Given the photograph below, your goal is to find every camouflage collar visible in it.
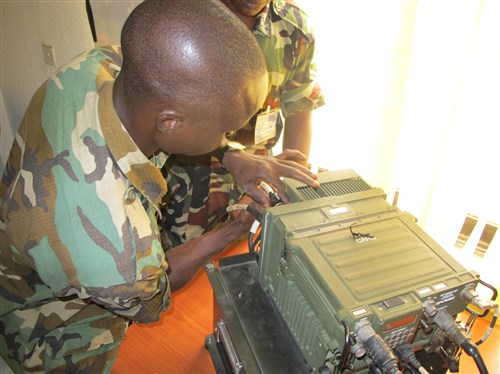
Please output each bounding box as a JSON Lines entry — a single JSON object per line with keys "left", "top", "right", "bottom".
{"left": 254, "top": 0, "right": 312, "bottom": 43}
{"left": 98, "top": 82, "right": 167, "bottom": 206}
{"left": 253, "top": 2, "right": 272, "bottom": 36}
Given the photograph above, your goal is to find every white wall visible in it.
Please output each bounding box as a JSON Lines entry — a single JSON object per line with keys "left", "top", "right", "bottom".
{"left": 0, "top": 0, "right": 95, "bottom": 176}
{"left": 91, "top": 1, "right": 141, "bottom": 46}
{"left": 308, "top": 1, "right": 417, "bottom": 194}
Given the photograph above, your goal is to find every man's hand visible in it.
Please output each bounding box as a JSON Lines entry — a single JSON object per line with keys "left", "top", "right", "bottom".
{"left": 166, "top": 194, "right": 265, "bottom": 292}
{"left": 228, "top": 194, "right": 265, "bottom": 227}
{"left": 274, "top": 149, "right": 308, "bottom": 164}
{"left": 222, "top": 150, "right": 319, "bottom": 206}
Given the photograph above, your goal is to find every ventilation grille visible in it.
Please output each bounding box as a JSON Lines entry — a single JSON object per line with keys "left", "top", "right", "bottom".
{"left": 274, "top": 272, "right": 326, "bottom": 359}
{"left": 297, "top": 177, "right": 372, "bottom": 200}
{"left": 286, "top": 254, "right": 338, "bottom": 331}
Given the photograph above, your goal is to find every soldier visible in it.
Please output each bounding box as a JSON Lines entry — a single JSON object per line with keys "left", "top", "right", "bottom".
{"left": 161, "top": 0, "right": 324, "bottom": 249}
{"left": 0, "top": 0, "right": 319, "bottom": 372}
{"left": 222, "top": 0, "right": 325, "bottom": 159}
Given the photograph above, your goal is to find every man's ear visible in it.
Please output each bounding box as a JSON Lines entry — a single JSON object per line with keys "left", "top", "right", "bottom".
{"left": 155, "top": 110, "right": 184, "bottom": 134}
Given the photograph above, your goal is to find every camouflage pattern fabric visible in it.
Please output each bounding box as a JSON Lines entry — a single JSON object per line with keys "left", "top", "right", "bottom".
{"left": 159, "top": 0, "right": 325, "bottom": 246}
{"left": 159, "top": 154, "right": 242, "bottom": 249}
{"left": 0, "top": 46, "right": 170, "bottom": 372}
{"left": 234, "top": 0, "right": 325, "bottom": 152}
{"left": 258, "top": 0, "right": 325, "bottom": 116}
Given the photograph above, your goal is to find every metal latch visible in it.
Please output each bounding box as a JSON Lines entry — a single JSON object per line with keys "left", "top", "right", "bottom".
{"left": 215, "top": 320, "right": 243, "bottom": 373}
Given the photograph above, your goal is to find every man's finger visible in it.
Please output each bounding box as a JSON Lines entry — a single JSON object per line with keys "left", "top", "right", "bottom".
{"left": 276, "top": 163, "right": 319, "bottom": 188}
{"left": 243, "top": 185, "right": 271, "bottom": 208}
{"left": 275, "top": 149, "right": 307, "bottom": 161}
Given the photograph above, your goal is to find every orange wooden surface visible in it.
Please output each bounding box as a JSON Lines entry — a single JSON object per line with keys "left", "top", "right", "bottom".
{"left": 112, "top": 241, "right": 499, "bottom": 374}
{"left": 112, "top": 241, "right": 248, "bottom": 374}
{"left": 455, "top": 313, "right": 499, "bottom": 374}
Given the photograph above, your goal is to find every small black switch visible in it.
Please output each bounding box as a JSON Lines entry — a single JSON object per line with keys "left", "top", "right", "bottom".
{"left": 383, "top": 296, "right": 405, "bottom": 308}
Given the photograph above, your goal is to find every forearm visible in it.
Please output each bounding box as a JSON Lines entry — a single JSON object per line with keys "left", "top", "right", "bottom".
{"left": 165, "top": 219, "right": 247, "bottom": 291}
{"left": 282, "top": 111, "right": 313, "bottom": 160}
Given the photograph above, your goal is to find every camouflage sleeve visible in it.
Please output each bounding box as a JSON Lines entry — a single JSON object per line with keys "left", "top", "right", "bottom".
{"left": 280, "top": 37, "right": 325, "bottom": 117}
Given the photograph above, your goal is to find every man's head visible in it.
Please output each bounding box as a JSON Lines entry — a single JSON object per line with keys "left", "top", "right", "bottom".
{"left": 116, "top": 0, "right": 268, "bottom": 157}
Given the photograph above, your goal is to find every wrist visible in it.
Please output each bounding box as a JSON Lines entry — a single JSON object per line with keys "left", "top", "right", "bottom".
{"left": 199, "top": 219, "right": 247, "bottom": 255}
{"left": 218, "top": 218, "right": 250, "bottom": 243}
{"left": 211, "top": 141, "right": 246, "bottom": 165}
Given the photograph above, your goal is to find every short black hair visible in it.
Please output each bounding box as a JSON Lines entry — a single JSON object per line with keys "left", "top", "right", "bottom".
{"left": 120, "top": 0, "right": 267, "bottom": 105}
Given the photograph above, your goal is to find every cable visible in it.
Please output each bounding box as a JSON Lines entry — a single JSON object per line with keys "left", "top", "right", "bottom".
{"left": 475, "top": 307, "right": 498, "bottom": 346}
{"left": 248, "top": 220, "right": 261, "bottom": 253}
{"left": 394, "top": 345, "right": 429, "bottom": 374}
{"left": 245, "top": 182, "right": 281, "bottom": 253}
{"left": 349, "top": 221, "right": 375, "bottom": 243}
{"left": 203, "top": 206, "right": 229, "bottom": 234}
{"left": 339, "top": 320, "right": 351, "bottom": 371}
{"left": 461, "top": 284, "right": 499, "bottom": 345}
{"left": 259, "top": 181, "right": 282, "bottom": 206}
{"left": 354, "top": 320, "right": 401, "bottom": 374}
{"left": 226, "top": 203, "right": 262, "bottom": 221}
{"left": 465, "top": 279, "right": 498, "bottom": 318}
{"left": 226, "top": 203, "right": 263, "bottom": 252}
{"left": 228, "top": 183, "right": 281, "bottom": 253}
{"left": 85, "top": 0, "right": 97, "bottom": 42}
{"left": 461, "top": 340, "right": 489, "bottom": 374}
{"left": 423, "top": 300, "right": 489, "bottom": 374}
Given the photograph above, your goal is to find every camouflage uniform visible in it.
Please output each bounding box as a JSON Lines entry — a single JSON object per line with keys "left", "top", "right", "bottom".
{"left": 0, "top": 46, "right": 170, "bottom": 372}
{"left": 234, "top": 0, "right": 325, "bottom": 151}
{"left": 160, "top": 0, "right": 325, "bottom": 248}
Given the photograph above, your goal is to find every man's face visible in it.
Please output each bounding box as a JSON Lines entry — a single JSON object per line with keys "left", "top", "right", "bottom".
{"left": 152, "top": 72, "right": 268, "bottom": 156}
{"left": 228, "top": 0, "right": 270, "bottom": 17}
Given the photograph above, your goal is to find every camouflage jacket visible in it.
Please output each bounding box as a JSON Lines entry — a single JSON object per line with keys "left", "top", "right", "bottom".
{"left": 234, "top": 0, "right": 325, "bottom": 149}
{"left": 0, "top": 47, "right": 170, "bottom": 370}
{"left": 255, "top": 0, "right": 325, "bottom": 116}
